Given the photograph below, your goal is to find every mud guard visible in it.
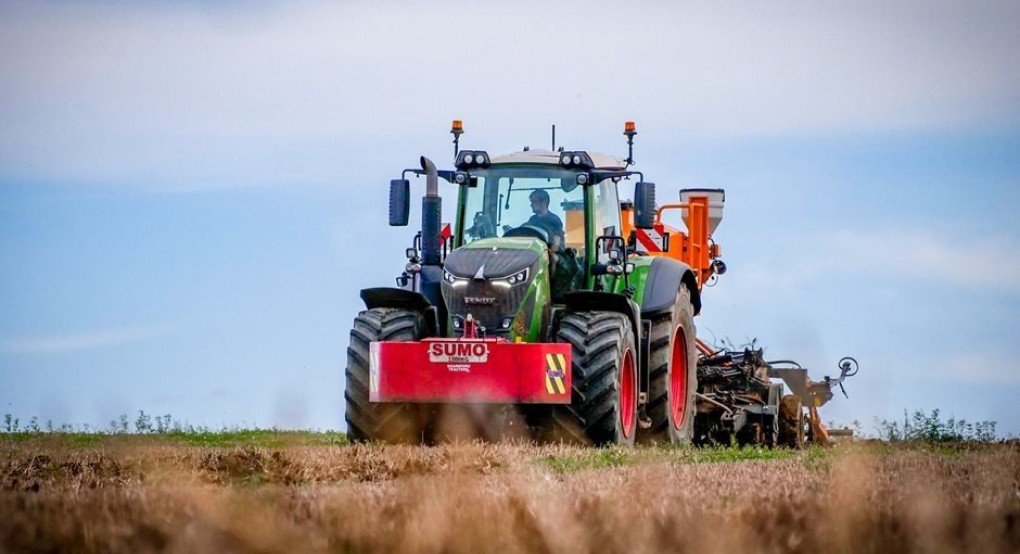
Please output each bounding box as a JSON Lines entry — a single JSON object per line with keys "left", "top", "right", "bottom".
{"left": 360, "top": 287, "right": 442, "bottom": 337}
{"left": 361, "top": 287, "right": 431, "bottom": 312}
{"left": 640, "top": 257, "right": 702, "bottom": 316}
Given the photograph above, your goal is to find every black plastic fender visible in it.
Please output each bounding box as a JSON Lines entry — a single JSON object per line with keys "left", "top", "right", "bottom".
{"left": 360, "top": 287, "right": 432, "bottom": 312}
{"left": 360, "top": 287, "right": 442, "bottom": 337}
{"left": 640, "top": 257, "right": 702, "bottom": 316}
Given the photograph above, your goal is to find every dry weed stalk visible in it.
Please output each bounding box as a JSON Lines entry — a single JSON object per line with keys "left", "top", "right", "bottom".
{"left": 1, "top": 439, "right": 1018, "bottom": 553}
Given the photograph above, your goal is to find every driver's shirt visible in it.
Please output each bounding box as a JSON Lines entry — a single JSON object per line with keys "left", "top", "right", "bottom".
{"left": 526, "top": 212, "right": 564, "bottom": 238}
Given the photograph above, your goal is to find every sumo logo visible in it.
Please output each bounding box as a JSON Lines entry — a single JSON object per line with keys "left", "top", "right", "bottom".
{"left": 428, "top": 342, "right": 490, "bottom": 363}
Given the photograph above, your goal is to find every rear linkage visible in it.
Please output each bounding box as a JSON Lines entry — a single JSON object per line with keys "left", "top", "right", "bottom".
{"left": 693, "top": 337, "right": 860, "bottom": 447}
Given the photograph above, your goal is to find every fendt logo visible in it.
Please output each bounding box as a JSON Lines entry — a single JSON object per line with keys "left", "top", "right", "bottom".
{"left": 428, "top": 342, "right": 489, "bottom": 363}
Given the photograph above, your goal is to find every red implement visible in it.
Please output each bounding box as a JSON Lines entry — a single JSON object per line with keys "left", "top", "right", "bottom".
{"left": 369, "top": 338, "right": 572, "bottom": 404}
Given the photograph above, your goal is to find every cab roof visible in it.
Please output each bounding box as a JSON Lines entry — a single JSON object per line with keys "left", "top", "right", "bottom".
{"left": 488, "top": 149, "right": 628, "bottom": 171}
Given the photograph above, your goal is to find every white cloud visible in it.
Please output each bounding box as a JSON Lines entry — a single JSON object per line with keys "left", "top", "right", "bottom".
{"left": 0, "top": 0, "right": 1018, "bottom": 188}
{"left": 0, "top": 327, "right": 170, "bottom": 355}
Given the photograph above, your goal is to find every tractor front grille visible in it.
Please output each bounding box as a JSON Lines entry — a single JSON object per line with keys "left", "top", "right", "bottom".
{"left": 443, "top": 279, "right": 529, "bottom": 338}
{"left": 441, "top": 246, "right": 541, "bottom": 338}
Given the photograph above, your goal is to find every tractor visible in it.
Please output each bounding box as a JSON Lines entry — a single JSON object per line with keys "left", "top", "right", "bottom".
{"left": 345, "top": 121, "right": 857, "bottom": 446}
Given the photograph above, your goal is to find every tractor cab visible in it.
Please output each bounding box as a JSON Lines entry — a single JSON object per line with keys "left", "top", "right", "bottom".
{"left": 452, "top": 149, "right": 633, "bottom": 297}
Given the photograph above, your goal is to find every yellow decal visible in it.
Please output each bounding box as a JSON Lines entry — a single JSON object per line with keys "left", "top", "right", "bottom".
{"left": 545, "top": 353, "right": 567, "bottom": 395}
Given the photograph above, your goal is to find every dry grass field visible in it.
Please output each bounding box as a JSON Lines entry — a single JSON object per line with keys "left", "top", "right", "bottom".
{"left": 2, "top": 434, "right": 1018, "bottom": 554}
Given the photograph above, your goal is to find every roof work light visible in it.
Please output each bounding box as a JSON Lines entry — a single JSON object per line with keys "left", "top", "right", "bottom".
{"left": 558, "top": 151, "right": 594, "bottom": 169}
{"left": 455, "top": 150, "right": 490, "bottom": 170}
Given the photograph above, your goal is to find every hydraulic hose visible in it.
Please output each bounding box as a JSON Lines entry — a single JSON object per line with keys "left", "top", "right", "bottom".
{"left": 695, "top": 393, "right": 733, "bottom": 415}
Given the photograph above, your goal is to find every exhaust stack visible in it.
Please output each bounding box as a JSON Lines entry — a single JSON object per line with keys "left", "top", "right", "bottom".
{"left": 420, "top": 156, "right": 443, "bottom": 265}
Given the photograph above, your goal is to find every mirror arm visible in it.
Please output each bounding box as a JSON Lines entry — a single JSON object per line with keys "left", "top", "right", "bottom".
{"left": 401, "top": 168, "right": 460, "bottom": 184}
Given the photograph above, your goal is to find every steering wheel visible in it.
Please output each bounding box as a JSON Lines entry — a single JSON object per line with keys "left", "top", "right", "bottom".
{"left": 503, "top": 224, "right": 551, "bottom": 245}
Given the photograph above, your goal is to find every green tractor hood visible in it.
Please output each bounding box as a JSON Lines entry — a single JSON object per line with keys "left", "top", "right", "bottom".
{"left": 440, "top": 237, "right": 552, "bottom": 341}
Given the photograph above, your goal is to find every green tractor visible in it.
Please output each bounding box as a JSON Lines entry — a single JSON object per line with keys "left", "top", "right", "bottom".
{"left": 345, "top": 121, "right": 724, "bottom": 445}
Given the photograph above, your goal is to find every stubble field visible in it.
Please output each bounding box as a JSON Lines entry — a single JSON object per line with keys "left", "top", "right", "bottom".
{"left": 2, "top": 433, "right": 1018, "bottom": 554}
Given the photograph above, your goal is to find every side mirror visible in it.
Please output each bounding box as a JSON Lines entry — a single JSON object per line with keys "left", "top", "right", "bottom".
{"left": 634, "top": 181, "right": 656, "bottom": 229}
{"left": 389, "top": 179, "right": 410, "bottom": 226}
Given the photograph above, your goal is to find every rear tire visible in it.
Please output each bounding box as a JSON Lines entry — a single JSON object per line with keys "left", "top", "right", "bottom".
{"left": 641, "top": 286, "right": 698, "bottom": 444}
{"left": 547, "top": 312, "right": 638, "bottom": 446}
{"left": 344, "top": 307, "right": 426, "bottom": 443}
{"left": 778, "top": 394, "right": 805, "bottom": 448}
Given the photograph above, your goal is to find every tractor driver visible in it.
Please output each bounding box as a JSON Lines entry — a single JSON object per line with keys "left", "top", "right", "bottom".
{"left": 524, "top": 189, "right": 564, "bottom": 250}
{"left": 523, "top": 188, "right": 579, "bottom": 299}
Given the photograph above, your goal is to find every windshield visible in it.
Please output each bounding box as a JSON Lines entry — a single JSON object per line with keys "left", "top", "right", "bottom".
{"left": 460, "top": 166, "right": 585, "bottom": 250}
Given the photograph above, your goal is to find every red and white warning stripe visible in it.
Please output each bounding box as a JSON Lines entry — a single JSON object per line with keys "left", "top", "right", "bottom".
{"left": 634, "top": 225, "right": 667, "bottom": 253}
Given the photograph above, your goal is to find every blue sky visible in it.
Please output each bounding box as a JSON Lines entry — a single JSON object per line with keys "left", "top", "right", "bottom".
{"left": 1, "top": 0, "right": 1018, "bottom": 434}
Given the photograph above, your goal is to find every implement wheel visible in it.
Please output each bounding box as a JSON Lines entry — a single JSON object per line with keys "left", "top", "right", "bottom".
{"left": 641, "top": 286, "right": 698, "bottom": 444}
{"left": 778, "top": 394, "right": 805, "bottom": 448}
{"left": 344, "top": 307, "right": 426, "bottom": 443}
{"left": 547, "top": 311, "right": 638, "bottom": 446}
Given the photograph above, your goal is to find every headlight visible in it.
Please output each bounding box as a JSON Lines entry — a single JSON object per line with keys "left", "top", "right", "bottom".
{"left": 444, "top": 270, "right": 467, "bottom": 286}
{"left": 559, "top": 151, "right": 594, "bottom": 169}
{"left": 455, "top": 150, "right": 491, "bottom": 170}
{"left": 495, "top": 268, "right": 529, "bottom": 287}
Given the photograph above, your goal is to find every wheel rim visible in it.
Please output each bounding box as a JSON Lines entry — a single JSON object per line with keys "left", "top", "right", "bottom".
{"left": 670, "top": 326, "right": 689, "bottom": 430}
{"left": 620, "top": 349, "right": 636, "bottom": 438}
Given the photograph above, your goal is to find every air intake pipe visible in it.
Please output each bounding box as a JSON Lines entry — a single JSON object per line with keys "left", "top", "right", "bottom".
{"left": 419, "top": 156, "right": 443, "bottom": 265}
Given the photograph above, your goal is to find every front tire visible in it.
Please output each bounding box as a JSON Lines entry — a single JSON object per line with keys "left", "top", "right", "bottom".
{"left": 642, "top": 286, "right": 698, "bottom": 444}
{"left": 344, "top": 307, "right": 426, "bottom": 443}
{"left": 547, "top": 311, "right": 638, "bottom": 446}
